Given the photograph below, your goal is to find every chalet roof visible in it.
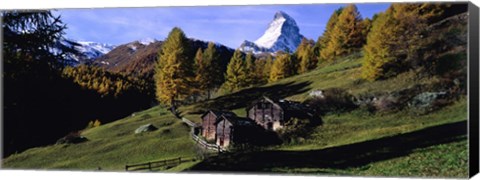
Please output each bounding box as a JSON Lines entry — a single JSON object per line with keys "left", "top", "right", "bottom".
{"left": 246, "top": 96, "right": 317, "bottom": 116}
{"left": 278, "top": 99, "right": 309, "bottom": 111}
{"left": 200, "top": 110, "right": 236, "bottom": 119}
{"left": 214, "top": 115, "right": 254, "bottom": 126}
{"left": 246, "top": 96, "right": 283, "bottom": 110}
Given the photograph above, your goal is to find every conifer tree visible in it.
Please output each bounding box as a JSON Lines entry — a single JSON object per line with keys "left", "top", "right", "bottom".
{"left": 287, "top": 54, "right": 298, "bottom": 77}
{"left": 244, "top": 52, "right": 256, "bottom": 85}
{"left": 338, "top": 4, "right": 364, "bottom": 51}
{"left": 299, "top": 44, "right": 317, "bottom": 74}
{"left": 3, "top": 11, "right": 78, "bottom": 69}
{"left": 361, "top": 3, "right": 430, "bottom": 81}
{"left": 251, "top": 54, "right": 275, "bottom": 85}
{"left": 154, "top": 27, "right": 193, "bottom": 107}
{"left": 263, "top": 55, "right": 274, "bottom": 82}
{"left": 194, "top": 48, "right": 204, "bottom": 68}
{"left": 313, "top": 36, "right": 323, "bottom": 60}
{"left": 322, "top": 4, "right": 364, "bottom": 62}
{"left": 253, "top": 58, "right": 267, "bottom": 84}
{"left": 361, "top": 18, "right": 373, "bottom": 38}
{"left": 297, "top": 39, "right": 308, "bottom": 74}
{"left": 193, "top": 48, "right": 206, "bottom": 99}
{"left": 203, "top": 42, "right": 222, "bottom": 99}
{"left": 361, "top": 12, "right": 394, "bottom": 81}
{"left": 223, "top": 49, "right": 247, "bottom": 92}
{"left": 297, "top": 38, "right": 318, "bottom": 74}
{"left": 269, "top": 53, "right": 291, "bottom": 83}
{"left": 318, "top": 7, "right": 343, "bottom": 61}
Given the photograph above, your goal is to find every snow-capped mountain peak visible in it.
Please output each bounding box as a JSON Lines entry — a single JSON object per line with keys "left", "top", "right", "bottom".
{"left": 273, "top": 11, "right": 292, "bottom": 20}
{"left": 240, "top": 11, "right": 304, "bottom": 54}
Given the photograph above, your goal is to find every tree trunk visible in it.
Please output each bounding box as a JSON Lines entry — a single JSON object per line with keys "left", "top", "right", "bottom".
{"left": 170, "top": 97, "right": 177, "bottom": 116}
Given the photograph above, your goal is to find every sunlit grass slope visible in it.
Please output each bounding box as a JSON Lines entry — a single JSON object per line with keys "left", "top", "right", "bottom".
{"left": 4, "top": 52, "right": 468, "bottom": 178}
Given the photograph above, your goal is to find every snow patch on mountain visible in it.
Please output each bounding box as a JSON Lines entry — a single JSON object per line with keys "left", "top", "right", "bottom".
{"left": 99, "top": 61, "right": 110, "bottom": 65}
{"left": 239, "top": 11, "right": 304, "bottom": 54}
{"left": 124, "top": 38, "right": 158, "bottom": 52}
{"left": 239, "top": 40, "right": 270, "bottom": 54}
{"left": 139, "top": 38, "right": 157, "bottom": 45}
{"left": 75, "top": 41, "right": 116, "bottom": 60}
{"left": 60, "top": 40, "right": 116, "bottom": 66}
{"left": 127, "top": 44, "right": 138, "bottom": 51}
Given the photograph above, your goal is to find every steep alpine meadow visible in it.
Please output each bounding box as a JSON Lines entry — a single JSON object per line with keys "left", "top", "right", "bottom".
{"left": 2, "top": 4, "right": 471, "bottom": 178}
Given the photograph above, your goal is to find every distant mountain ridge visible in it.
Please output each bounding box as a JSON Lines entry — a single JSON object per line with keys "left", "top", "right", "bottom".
{"left": 239, "top": 11, "right": 304, "bottom": 54}
{"left": 66, "top": 11, "right": 305, "bottom": 67}
{"left": 75, "top": 41, "right": 116, "bottom": 60}
{"left": 68, "top": 11, "right": 306, "bottom": 72}
{"left": 62, "top": 40, "right": 116, "bottom": 65}
{"left": 93, "top": 39, "right": 235, "bottom": 77}
{"left": 93, "top": 40, "right": 162, "bottom": 77}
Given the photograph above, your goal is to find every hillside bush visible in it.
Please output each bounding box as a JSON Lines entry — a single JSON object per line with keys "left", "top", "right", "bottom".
{"left": 278, "top": 117, "right": 313, "bottom": 144}
{"left": 85, "top": 119, "right": 101, "bottom": 129}
{"left": 56, "top": 131, "right": 88, "bottom": 145}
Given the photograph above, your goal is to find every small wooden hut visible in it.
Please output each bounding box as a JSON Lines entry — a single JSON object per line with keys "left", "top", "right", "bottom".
{"left": 246, "top": 96, "right": 318, "bottom": 131}
{"left": 200, "top": 110, "right": 236, "bottom": 141}
{"left": 214, "top": 115, "right": 253, "bottom": 148}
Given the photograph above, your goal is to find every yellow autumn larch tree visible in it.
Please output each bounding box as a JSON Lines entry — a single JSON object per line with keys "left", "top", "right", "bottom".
{"left": 154, "top": 27, "right": 193, "bottom": 107}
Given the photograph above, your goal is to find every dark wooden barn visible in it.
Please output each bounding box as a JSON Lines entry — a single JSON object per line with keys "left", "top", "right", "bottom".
{"left": 214, "top": 115, "right": 254, "bottom": 148}
{"left": 200, "top": 110, "right": 236, "bottom": 141}
{"left": 246, "top": 96, "right": 285, "bottom": 131}
{"left": 246, "top": 96, "right": 320, "bottom": 131}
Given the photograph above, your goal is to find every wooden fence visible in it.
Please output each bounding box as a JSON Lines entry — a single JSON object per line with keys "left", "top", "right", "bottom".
{"left": 125, "top": 157, "right": 183, "bottom": 171}
{"left": 179, "top": 116, "right": 225, "bottom": 152}
{"left": 191, "top": 133, "right": 225, "bottom": 152}
{"left": 181, "top": 117, "right": 199, "bottom": 127}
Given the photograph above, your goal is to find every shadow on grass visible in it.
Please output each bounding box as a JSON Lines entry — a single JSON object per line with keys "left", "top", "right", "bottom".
{"left": 183, "top": 81, "right": 312, "bottom": 114}
{"left": 187, "top": 120, "right": 467, "bottom": 173}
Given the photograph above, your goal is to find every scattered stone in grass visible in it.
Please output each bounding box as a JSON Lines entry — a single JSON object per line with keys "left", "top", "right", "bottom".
{"left": 309, "top": 90, "right": 324, "bottom": 98}
{"left": 409, "top": 92, "right": 447, "bottom": 108}
{"left": 134, "top": 124, "right": 158, "bottom": 134}
{"left": 408, "top": 91, "right": 448, "bottom": 113}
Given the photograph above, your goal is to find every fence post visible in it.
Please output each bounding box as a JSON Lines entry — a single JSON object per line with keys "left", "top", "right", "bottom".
{"left": 179, "top": 157, "right": 182, "bottom": 164}
{"left": 148, "top": 162, "right": 152, "bottom": 171}
{"left": 125, "top": 165, "right": 128, "bottom": 171}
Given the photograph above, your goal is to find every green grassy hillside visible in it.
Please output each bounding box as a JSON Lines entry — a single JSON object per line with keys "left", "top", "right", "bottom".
{"left": 2, "top": 53, "right": 468, "bottom": 178}
{"left": 3, "top": 107, "right": 199, "bottom": 171}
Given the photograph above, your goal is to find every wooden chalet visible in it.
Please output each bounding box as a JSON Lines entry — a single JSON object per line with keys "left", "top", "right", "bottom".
{"left": 246, "top": 96, "right": 318, "bottom": 131}
{"left": 200, "top": 110, "right": 236, "bottom": 141}
{"left": 198, "top": 97, "right": 319, "bottom": 149}
{"left": 214, "top": 115, "right": 254, "bottom": 148}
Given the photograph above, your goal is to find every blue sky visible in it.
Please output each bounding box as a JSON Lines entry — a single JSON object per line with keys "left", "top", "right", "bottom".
{"left": 54, "top": 3, "right": 390, "bottom": 48}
